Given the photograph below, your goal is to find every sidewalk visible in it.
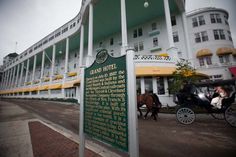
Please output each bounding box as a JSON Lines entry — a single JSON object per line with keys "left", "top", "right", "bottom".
{"left": 0, "top": 100, "right": 101, "bottom": 157}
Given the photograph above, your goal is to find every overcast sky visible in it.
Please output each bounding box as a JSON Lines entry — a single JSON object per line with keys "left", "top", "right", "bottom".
{"left": 0, "top": 0, "right": 235, "bottom": 65}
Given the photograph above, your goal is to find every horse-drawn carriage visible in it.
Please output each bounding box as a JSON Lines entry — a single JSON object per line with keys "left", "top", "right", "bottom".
{"left": 174, "top": 79, "right": 236, "bottom": 127}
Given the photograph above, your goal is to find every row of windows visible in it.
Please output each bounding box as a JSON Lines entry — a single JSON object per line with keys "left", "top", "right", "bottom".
{"left": 198, "top": 54, "right": 236, "bottom": 66}
{"left": 192, "top": 13, "right": 228, "bottom": 28}
{"left": 194, "top": 29, "right": 232, "bottom": 43}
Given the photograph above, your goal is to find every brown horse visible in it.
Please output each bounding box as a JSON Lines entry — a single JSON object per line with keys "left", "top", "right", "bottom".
{"left": 137, "top": 93, "right": 162, "bottom": 120}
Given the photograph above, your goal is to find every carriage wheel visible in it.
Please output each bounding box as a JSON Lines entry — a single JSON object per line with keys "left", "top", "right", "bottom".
{"left": 225, "top": 105, "right": 236, "bottom": 127}
{"left": 211, "top": 112, "right": 225, "bottom": 120}
{"left": 176, "top": 107, "right": 195, "bottom": 125}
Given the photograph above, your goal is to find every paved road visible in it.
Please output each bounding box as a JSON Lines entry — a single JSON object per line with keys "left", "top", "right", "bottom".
{"left": 2, "top": 99, "right": 236, "bottom": 157}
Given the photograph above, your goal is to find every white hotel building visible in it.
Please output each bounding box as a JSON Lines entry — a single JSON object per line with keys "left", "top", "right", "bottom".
{"left": 0, "top": 0, "right": 235, "bottom": 106}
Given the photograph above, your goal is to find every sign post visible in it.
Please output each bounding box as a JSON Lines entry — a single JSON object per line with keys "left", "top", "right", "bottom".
{"left": 79, "top": 49, "right": 138, "bottom": 156}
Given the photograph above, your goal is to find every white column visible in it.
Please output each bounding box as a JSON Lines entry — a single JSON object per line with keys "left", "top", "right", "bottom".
{"left": 152, "top": 77, "right": 158, "bottom": 94}
{"left": 164, "top": 0, "right": 174, "bottom": 48}
{"left": 50, "top": 44, "right": 56, "bottom": 82}
{"left": 79, "top": 25, "right": 84, "bottom": 67}
{"left": 4, "top": 71, "right": 8, "bottom": 89}
{"left": 0, "top": 72, "right": 5, "bottom": 89}
{"left": 11, "top": 66, "right": 16, "bottom": 88}
{"left": 32, "top": 55, "right": 37, "bottom": 82}
{"left": 120, "top": 0, "right": 128, "bottom": 55}
{"left": 15, "top": 64, "right": 20, "bottom": 87}
{"left": 4, "top": 70, "right": 8, "bottom": 89}
{"left": 164, "top": 77, "right": 169, "bottom": 95}
{"left": 140, "top": 77, "right": 145, "bottom": 94}
{"left": 182, "top": 12, "right": 193, "bottom": 64}
{"left": 40, "top": 51, "right": 45, "bottom": 81}
{"left": 64, "top": 38, "right": 69, "bottom": 74}
{"left": 87, "top": 3, "right": 93, "bottom": 66}
{"left": 24, "top": 59, "right": 30, "bottom": 85}
{"left": 8, "top": 68, "right": 13, "bottom": 89}
{"left": 19, "top": 62, "right": 24, "bottom": 87}
{"left": 62, "top": 38, "right": 70, "bottom": 97}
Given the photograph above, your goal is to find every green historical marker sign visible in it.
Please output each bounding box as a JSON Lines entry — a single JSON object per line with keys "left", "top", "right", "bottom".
{"left": 84, "top": 49, "right": 128, "bottom": 152}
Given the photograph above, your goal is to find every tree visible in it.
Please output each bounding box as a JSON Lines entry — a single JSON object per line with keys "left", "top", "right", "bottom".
{"left": 168, "top": 59, "right": 198, "bottom": 94}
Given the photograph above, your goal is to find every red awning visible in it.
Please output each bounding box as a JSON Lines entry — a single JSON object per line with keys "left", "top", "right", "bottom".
{"left": 229, "top": 67, "right": 236, "bottom": 77}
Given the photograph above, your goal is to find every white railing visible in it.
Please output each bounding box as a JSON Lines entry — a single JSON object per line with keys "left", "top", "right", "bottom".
{"left": 133, "top": 55, "right": 176, "bottom": 63}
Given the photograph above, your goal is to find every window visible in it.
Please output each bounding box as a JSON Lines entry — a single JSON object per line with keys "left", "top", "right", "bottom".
{"left": 228, "top": 31, "right": 232, "bottom": 41}
{"left": 134, "top": 42, "right": 144, "bottom": 52}
{"left": 192, "top": 17, "right": 198, "bottom": 27}
{"left": 201, "top": 31, "right": 208, "bottom": 42}
{"left": 43, "top": 40, "right": 48, "bottom": 45}
{"left": 213, "top": 29, "right": 225, "bottom": 40}
{"left": 133, "top": 30, "right": 137, "bottom": 38}
{"left": 224, "top": 15, "right": 229, "bottom": 25}
{"left": 194, "top": 33, "right": 201, "bottom": 43}
{"left": 62, "top": 27, "right": 68, "bottom": 33}
{"left": 199, "top": 57, "right": 204, "bottom": 66}
{"left": 219, "top": 55, "right": 230, "bottom": 63}
{"left": 198, "top": 16, "right": 205, "bottom": 25}
{"left": 138, "top": 28, "right": 143, "bottom": 36}
{"left": 171, "top": 16, "right": 176, "bottom": 26}
{"left": 110, "top": 38, "right": 114, "bottom": 45}
{"left": 144, "top": 77, "right": 152, "bottom": 93}
{"left": 55, "top": 32, "right": 61, "bottom": 37}
{"left": 134, "top": 43, "right": 138, "bottom": 52}
{"left": 216, "top": 14, "right": 222, "bottom": 23}
{"left": 139, "top": 42, "right": 144, "bottom": 51}
{"left": 49, "top": 36, "right": 54, "bottom": 41}
{"left": 219, "top": 30, "right": 225, "bottom": 39}
{"left": 210, "top": 14, "right": 216, "bottom": 23}
{"left": 157, "top": 77, "right": 165, "bottom": 95}
{"left": 210, "top": 14, "right": 222, "bottom": 23}
{"left": 153, "top": 37, "right": 158, "bottom": 47}
{"left": 151, "top": 22, "right": 157, "bottom": 30}
{"left": 173, "top": 31, "right": 179, "bottom": 42}
{"left": 133, "top": 28, "right": 143, "bottom": 38}
{"left": 205, "top": 56, "right": 212, "bottom": 65}
{"left": 213, "top": 30, "right": 219, "bottom": 40}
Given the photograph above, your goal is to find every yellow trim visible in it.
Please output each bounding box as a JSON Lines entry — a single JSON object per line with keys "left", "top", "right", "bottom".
{"left": 38, "top": 85, "right": 49, "bottom": 91}
{"left": 135, "top": 66, "right": 176, "bottom": 77}
{"left": 73, "top": 79, "right": 81, "bottom": 85}
{"left": 29, "top": 86, "right": 39, "bottom": 92}
{"left": 157, "top": 53, "right": 169, "bottom": 57}
{"left": 216, "top": 47, "right": 233, "bottom": 55}
{"left": 62, "top": 79, "right": 81, "bottom": 89}
{"left": 62, "top": 82, "right": 74, "bottom": 89}
{"left": 48, "top": 84, "right": 62, "bottom": 90}
{"left": 67, "top": 72, "right": 77, "bottom": 77}
{"left": 196, "top": 49, "right": 212, "bottom": 57}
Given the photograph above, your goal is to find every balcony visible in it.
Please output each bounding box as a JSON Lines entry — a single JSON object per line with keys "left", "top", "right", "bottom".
{"left": 148, "top": 29, "right": 160, "bottom": 37}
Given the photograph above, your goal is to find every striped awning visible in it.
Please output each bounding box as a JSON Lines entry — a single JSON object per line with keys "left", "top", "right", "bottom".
{"left": 216, "top": 47, "right": 233, "bottom": 55}
{"left": 232, "top": 48, "right": 236, "bottom": 56}
{"left": 196, "top": 49, "right": 212, "bottom": 58}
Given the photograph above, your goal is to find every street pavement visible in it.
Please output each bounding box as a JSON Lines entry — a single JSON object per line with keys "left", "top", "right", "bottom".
{"left": 0, "top": 98, "right": 236, "bottom": 157}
